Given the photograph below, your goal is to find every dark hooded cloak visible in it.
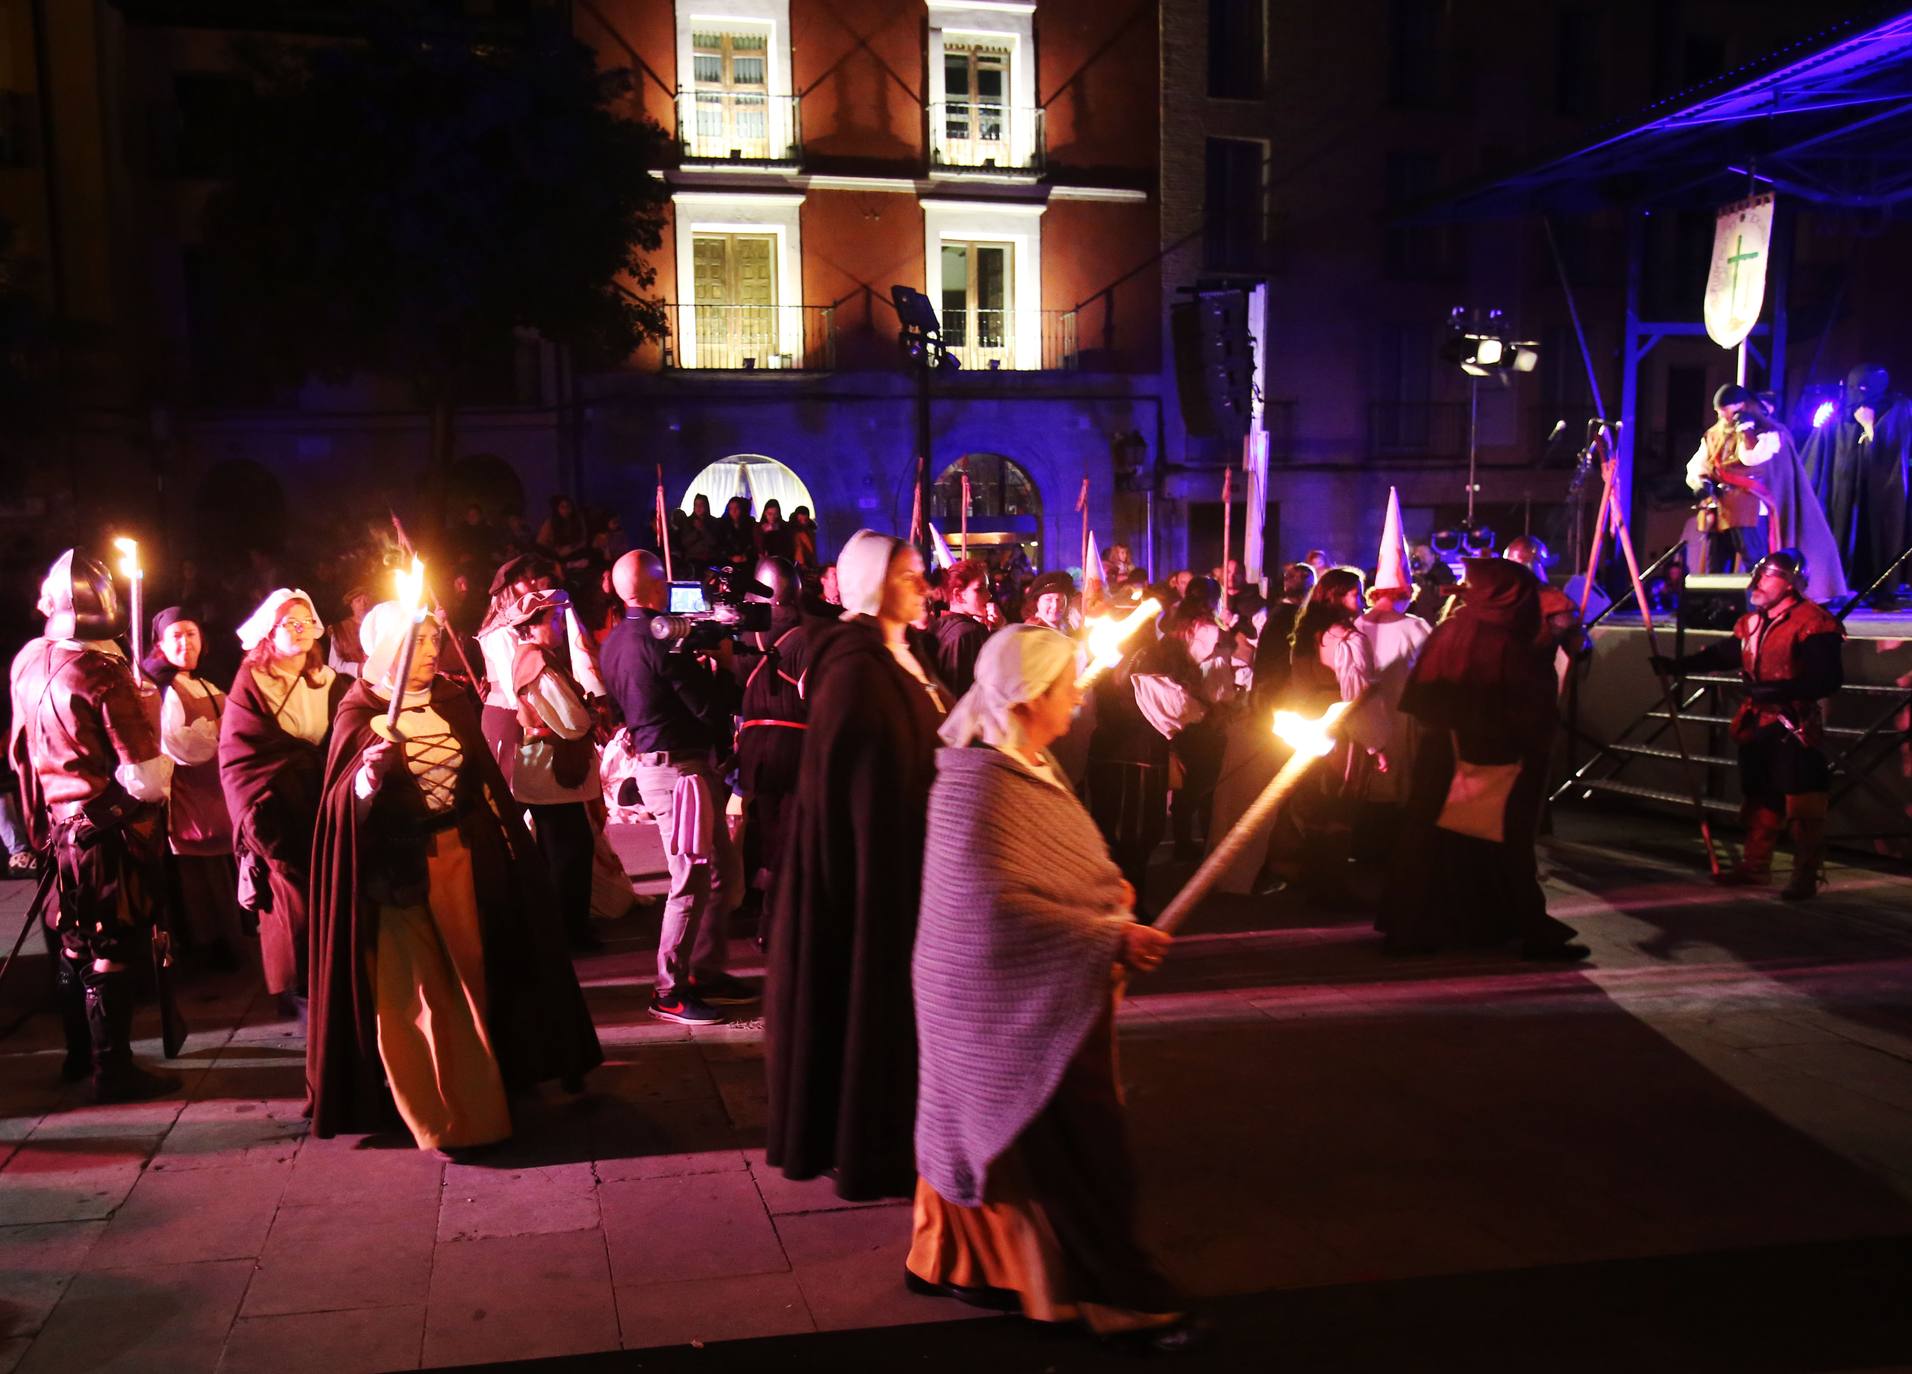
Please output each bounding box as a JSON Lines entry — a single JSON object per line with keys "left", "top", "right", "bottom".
{"left": 1802, "top": 395, "right": 1912, "bottom": 593}
{"left": 306, "top": 676, "right": 601, "bottom": 1138}
{"left": 764, "top": 615, "right": 947, "bottom": 1200}
{"left": 1377, "top": 560, "right": 1576, "bottom": 953}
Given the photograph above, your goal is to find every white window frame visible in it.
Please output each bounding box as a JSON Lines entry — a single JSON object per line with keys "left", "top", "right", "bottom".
{"left": 926, "top": 0, "right": 1038, "bottom": 173}
{"left": 672, "top": 191, "right": 806, "bottom": 367}
{"left": 677, "top": 1, "right": 796, "bottom": 164}
{"left": 922, "top": 199, "right": 1045, "bottom": 369}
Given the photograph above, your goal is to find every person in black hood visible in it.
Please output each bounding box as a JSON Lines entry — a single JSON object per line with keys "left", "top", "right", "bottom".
{"left": 734, "top": 556, "right": 812, "bottom": 931}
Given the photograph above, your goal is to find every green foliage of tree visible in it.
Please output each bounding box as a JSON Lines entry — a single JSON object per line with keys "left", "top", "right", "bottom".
{"left": 201, "top": 11, "right": 671, "bottom": 512}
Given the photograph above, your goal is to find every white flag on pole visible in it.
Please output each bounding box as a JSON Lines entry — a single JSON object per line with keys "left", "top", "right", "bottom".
{"left": 1703, "top": 193, "right": 1775, "bottom": 349}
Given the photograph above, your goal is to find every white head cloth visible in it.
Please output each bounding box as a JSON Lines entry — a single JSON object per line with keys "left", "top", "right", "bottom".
{"left": 938, "top": 623, "right": 1077, "bottom": 750}
{"left": 837, "top": 529, "right": 907, "bottom": 619}
{"left": 236, "top": 588, "right": 320, "bottom": 651}
{"left": 360, "top": 599, "right": 438, "bottom": 694}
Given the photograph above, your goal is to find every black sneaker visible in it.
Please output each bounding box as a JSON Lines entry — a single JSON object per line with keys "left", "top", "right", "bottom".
{"left": 648, "top": 991, "right": 725, "bottom": 1025}
{"left": 688, "top": 971, "right": 761, "bottom": 1006}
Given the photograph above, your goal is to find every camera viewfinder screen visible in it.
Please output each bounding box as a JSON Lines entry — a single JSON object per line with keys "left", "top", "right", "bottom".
{"left": 668, "top": 583, "right": 709, "bottom": 614}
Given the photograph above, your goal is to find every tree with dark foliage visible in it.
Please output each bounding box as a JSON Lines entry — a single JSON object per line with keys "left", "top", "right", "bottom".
{"left": 201, "top": 13, "right": 671, "bottom": 527}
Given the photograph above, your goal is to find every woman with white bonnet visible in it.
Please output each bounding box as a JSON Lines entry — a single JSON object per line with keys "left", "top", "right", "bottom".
{"left": 909, "top": 625, "right": 1196, "bottom": 1350}
{"left": 305, "top": 599, "right": 600, "bottom": 1157}
{"left": 218, "top": 588, "right": 347, "bottom": 1017}
{"left": 765, "top": 529, "right": 948, "bottom": 1201}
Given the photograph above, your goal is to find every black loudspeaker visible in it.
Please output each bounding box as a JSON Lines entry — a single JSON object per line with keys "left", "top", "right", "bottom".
{"left": 1680, "top": 573, "right": 1749, "bottom": 632}
{"left": 1171, "top": 291, "right": 1252, "bottom": 441}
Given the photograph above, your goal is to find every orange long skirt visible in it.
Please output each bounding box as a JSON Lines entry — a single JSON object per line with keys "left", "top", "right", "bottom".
{"left": 372, "top": 830, "right": 510, "bottom": 1151}
{"left": 906, "top": 1007, "right": 1184, "bottom": 1336}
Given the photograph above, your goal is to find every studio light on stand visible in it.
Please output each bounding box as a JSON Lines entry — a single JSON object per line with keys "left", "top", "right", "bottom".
{"left": 893, "top": 285, "right": 958, "bottom": 562}
{"left": 1440, "top": 307, "right": 1538, "bottom": 551}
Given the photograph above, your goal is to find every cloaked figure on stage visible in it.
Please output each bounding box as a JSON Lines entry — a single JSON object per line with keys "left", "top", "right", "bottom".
{"left": 307, "top": 603, "right": 601, "bottom": 1153}
{"left": 1653, "top": 549, "right": 1844, "bottom": 900}
{"left": 8, "top": 550, "right": 177, "bottom": 1100}
{"left": 1801, "top": 364, "right": 1912, "bottom": 598}
{"left": 1686, "top": 384, "right": 1849, "bottom": 599}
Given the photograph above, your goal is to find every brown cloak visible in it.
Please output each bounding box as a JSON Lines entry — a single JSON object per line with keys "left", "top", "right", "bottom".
{"left": 306, "top": 677, "right": 602, "bottom": 1138}
{"left": 764, "top": 617, "right": 947, "bottom": 1200}
{"left": 218, "top": 665, "right": 350, "bottom": 994}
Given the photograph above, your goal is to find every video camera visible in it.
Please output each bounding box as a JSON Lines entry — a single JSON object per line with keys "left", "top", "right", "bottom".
{"left": 649, "top": 563, "right": 774, "bottom": 651}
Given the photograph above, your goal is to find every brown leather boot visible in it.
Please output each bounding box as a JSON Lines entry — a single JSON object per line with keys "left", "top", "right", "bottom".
{"left": 1781, "top": 793, "right": 1829, "bottom": 901}
{"left": 1717, "top": 805, "right": 1782, "bottom": 886}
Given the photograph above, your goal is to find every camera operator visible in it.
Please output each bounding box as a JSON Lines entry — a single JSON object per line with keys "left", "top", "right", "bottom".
{"left": 601, "top": 551, "right": 753, "bottom": 1025}
{"left": 732, "top": 558, "right": 811, "bottom": 936}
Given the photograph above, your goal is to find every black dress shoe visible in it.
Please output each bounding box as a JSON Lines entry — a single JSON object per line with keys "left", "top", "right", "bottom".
{"left": 902, "top": 1267, "right": 1020, "bottom": 1311}
{"left": 1520, "top": 940, "right": 1591, "bottom": 962}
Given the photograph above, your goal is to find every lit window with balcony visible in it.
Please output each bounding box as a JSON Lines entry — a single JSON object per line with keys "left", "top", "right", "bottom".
{"left": 926, "top": 1, "right": 1041, "bottom": 176}
{"left": 675, "top": 1, "right": 799, "bottom": 166}
{"left": 670, "top": 191, "right": 832, "bottom": 369}
{"left": 940, "top": 240, "right": 1013, "bottom": 370}
{"left": 922, "top": 199, "right": 1070, "bottom": 370}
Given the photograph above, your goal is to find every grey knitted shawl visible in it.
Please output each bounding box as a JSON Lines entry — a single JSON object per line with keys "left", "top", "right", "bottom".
{"left": 913, "top": 745, "right": 1131, "bottom": 1207}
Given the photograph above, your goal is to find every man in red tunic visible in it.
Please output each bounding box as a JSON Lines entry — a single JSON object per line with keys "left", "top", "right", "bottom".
{"left": 1654, "top": 550, "right": 1844, "bottom": 898}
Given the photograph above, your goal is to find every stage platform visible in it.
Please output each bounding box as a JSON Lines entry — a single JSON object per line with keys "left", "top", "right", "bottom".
{"left": 1570, "top": 604, "right": 1912, "bottom": 859}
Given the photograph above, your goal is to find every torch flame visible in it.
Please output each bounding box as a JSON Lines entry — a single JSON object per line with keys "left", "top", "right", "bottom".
{"left": 1085, "top": 596, "right": 1162, "bottom": 670}
{"left": 1272, "top": 700, "right": 1352, "bottom": 758}
{"left": 393, "top": 557, "right": 425, "bottom": 617}
{"left": 112, "top": 536, "right": 140, "bottom": 580}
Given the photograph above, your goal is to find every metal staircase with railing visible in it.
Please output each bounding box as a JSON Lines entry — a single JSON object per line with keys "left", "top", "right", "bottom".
{"left": 1556, "top": 651, "right": 1912, "bottom": 839}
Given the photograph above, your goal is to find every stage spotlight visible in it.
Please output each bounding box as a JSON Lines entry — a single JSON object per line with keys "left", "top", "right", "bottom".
{"left": 890, "top": 285, "right": 941, "bottom": 333}
{"left": 1812, "top": 399, "right": 1838, "bottom": 429}
{"left": 1442, "top": 308, "right": 1537, "bottom": 382}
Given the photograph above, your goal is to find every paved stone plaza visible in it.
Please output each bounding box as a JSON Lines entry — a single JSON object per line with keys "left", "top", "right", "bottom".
{"left": 0, "top": 813, "right": 1909, "bottom": 1372}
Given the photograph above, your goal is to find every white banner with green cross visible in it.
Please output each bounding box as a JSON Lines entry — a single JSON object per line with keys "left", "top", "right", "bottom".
{"left": 1704, "top": 193, "right": 1775, "bottom": 350}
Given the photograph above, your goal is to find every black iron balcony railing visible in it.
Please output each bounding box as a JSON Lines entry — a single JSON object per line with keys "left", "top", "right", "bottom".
{"left": 675, "top": 89, "right": 801, "bottom": 166}
{"left": 927, "top": 101, "right": 1044, "bottom": 174}
{"left": 938, "top": 308, "right": 1076, "bottom": 371}
{"left": 662, "top": 303, "right": 834, "bottom": 371}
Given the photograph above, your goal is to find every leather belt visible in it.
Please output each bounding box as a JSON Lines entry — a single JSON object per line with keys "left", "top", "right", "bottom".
{"left": 636, "top": 750, "right": 703, "bottom": 767}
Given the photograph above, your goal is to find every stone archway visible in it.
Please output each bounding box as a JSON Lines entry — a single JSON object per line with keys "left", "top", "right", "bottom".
{"left": 929, "top": 453, "right": 1043, "bottom": 562}
{"left": 681, "top": 455, "right": 817, "bottom": 521}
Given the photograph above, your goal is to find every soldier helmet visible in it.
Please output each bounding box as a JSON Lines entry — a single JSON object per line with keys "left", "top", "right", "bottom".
{"left": 1503, "top": 534, "right": 1553, "bottom": 569}
{"left": 1750, "top": 548, "right": 1809, "bottom": 594}
{"left": 37, "top": 549, "right": 124, "bottom": 641}
{"left": 751, "top": 556, "right": 800, "bottom": 607}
